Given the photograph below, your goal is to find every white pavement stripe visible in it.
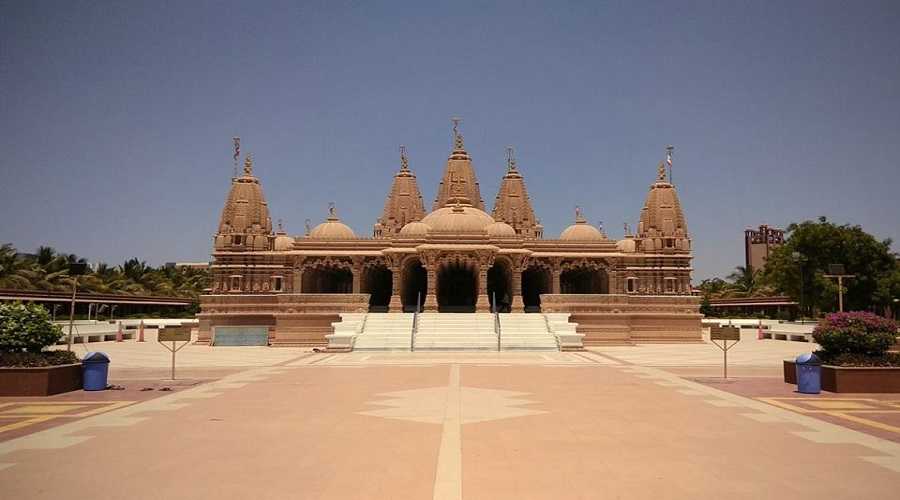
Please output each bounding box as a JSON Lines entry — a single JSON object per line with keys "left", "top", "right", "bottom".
{"left": 0, "top": 365, "right": 288, "bottom": 469}
{"left": 624, "top": 365, "right": 900, "bottom": 473}
{"left": 433, "top": 364, "right": 462, "bottom": 500}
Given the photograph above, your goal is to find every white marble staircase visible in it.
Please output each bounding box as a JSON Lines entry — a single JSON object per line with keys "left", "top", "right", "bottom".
{"left": 413, "top": 313, "right": 498, "bottom": 351}
{"left": 327, "top": 312, "right": 582, "bottom": 352}
{"left": 352, "top": 313, "right": 414, "bottom": 351}
{"left": 497, "top": 314, "right": 559, "bottom": 351}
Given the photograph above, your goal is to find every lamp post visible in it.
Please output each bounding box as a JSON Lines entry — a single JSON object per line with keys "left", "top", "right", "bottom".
{"left": 66, "top": 263, "right": 88, "bottom": 352}
{"left": 791, "top": 252, "right": 806, "bottom": 318}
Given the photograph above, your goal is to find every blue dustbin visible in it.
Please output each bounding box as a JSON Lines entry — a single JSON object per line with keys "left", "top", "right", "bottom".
{"left": 795, "top": 352, "right": 821, "bottom": 394}
{"left": 82, "top": 352, "right": 110, "bottom": 391}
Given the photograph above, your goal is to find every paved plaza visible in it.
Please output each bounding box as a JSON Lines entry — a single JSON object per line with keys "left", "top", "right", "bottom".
{"left": 3, "top": 336, "right": 900, "bottom": 499}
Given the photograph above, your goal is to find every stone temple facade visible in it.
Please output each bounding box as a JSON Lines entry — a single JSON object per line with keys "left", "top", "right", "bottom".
{"left": 198, "top": 123, "right": 701, "bottom": 347}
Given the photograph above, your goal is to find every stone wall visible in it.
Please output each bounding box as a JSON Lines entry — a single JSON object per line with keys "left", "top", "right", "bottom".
{"left": 198, "top": 293, "right": 369, "bottom": 347}
{"left": 540, "top": 294, "right": 702, "bottom": 345}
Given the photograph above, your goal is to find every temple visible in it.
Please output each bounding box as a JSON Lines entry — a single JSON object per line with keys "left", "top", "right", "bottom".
{"left": 198, "top": 122, "right": 701, "bottom": 348}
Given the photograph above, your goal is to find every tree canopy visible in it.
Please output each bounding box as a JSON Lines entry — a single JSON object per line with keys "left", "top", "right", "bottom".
{"left": 763, "top": 217, "right": 899, "bottom": 315}
{"left": 0, "top": 244, "right": 208, "bottom": 300}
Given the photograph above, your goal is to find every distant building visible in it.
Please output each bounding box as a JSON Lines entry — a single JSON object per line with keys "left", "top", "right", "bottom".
{"left": 744, "top": 224, "right": 784, "bottom": 273}
{"left": 165, "top": 262, "right": 210, "bottom": 270}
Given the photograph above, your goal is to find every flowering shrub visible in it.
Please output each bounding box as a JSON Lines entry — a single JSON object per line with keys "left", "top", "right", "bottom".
{"left": 812, "top": 311, "right": 898, "bottom": 360}
{"left": 0, "top": 302, "right": 63, "bottom": 353}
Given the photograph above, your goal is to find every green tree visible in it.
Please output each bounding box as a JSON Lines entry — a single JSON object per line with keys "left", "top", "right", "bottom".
{"left": 763, "top": 217, "right": 897, "bottom": 315}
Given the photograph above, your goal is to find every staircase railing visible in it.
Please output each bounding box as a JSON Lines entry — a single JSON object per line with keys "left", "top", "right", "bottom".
{"left": 493, "top": 292, "right": 501, "bottom": 352}
{"left": 411, "top": 292, "right": 421, "bottom": 352}
{"left": 543, "top": 313, "right": 561, "bottom": 351}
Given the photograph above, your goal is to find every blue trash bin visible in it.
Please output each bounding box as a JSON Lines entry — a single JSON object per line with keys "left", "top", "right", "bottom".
{"left": 795, "top": 352, "right": 821, "bottom": 394}
{"left": 82, "top": 352, "right": 110, "bottom": 391}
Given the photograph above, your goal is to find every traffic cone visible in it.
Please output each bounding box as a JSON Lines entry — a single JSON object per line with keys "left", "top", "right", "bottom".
{"left": 138, "top": 320, "right": 145, "bottom": 342}
{"left": 116, "top": 321, "right": 123, "bottom": 342}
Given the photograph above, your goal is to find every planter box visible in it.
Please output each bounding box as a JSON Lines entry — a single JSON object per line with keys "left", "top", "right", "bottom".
{"left": 783, "top": 360, "right": 797, "bottom": 384}
{"left": 783, "top": 360, "right": 900, "bottom": 393}
{"left": 0, "top": 363, "right": 83, "bottom": 396}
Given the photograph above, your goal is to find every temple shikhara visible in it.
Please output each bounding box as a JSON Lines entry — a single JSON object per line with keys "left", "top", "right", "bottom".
{"left": 198, "top": 121, "right": 701, "bottom": 349}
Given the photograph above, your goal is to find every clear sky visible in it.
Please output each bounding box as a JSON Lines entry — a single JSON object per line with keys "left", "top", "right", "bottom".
{"left": 2, "top": 0, "right": 899, "bottom": 280}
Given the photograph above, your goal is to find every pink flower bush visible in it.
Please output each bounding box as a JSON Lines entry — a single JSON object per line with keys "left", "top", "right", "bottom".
{"left": 813, "top": 311, "right": 898, "bottom": 358}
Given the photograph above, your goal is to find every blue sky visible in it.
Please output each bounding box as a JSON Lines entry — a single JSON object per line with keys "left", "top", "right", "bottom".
{"left": 2, "top": 0, "right": 898, "bottom": 279}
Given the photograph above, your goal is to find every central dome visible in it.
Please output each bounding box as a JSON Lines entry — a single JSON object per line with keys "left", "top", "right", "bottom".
{"left": 420, "top": 202, "right": 494, "bottom": 236}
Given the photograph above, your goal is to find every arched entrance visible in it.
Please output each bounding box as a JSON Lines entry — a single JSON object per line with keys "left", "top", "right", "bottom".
{"left": 561, "top": 266, "right": 608, "bottom": 294}
{"left": 487, "top": 260, "right": 512, "bottom": 313}
{"left": 522, "top": 265, "right": 550, "bottom": 312}
{"left": 363, "top": 265, "right": 392, "bottom": 312}
{"left": 438, "top": 262, "right": 477, "bottom": 313}
{"left": 401, "top": 258, "right": 427, "bottom": 312}
{"left": 302, "top": 266, "right": 353, "bottom": 293}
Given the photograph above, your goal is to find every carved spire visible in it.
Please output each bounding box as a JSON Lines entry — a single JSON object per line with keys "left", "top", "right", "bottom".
{"left": 213, "top": 153, "right": 273, "bottom": 252}
{"left": 491, "top": 146, "right": 540, "bottom": 239}
{"left": 376, "top": 145, "right": 426, "bottom": 238}
{"left": 638, "top": 149, "right": 689, "bottom": 251}
{"left": 434, "top": 118, "right": 484, "bottom": 211}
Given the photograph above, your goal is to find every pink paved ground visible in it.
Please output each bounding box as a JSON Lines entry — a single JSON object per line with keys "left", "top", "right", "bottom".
{"left": 1, "top": 359, "right": 898, "bottom": 499}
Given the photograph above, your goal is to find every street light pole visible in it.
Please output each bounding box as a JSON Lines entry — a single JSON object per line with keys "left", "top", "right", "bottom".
{"left": 66, "top": 276, "right": 77, "bottom": 352}
{"left": 792, "top": 252, "right": 805, "bottom": 318}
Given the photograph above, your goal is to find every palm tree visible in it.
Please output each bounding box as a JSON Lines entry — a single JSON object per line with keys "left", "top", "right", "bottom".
{"left": 724, "top": 265, "right": 770, "bottom": 297}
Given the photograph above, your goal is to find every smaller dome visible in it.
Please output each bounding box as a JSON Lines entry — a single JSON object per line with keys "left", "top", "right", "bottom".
{"left": 560, "top": 207, "right": 605, "bottom": 241}
{"left": 486, "top": 221, "right": 516, "bottom": 238}
{"left": 399, "top": 221, "right": 430, "bottom": 238}
{"left": 616, "top": 238, "right": 636, "bottom": 253}
{"left": 274, "top": 234, "right": 295, "bottom": 251}
{"left": 309, "top": 208, "right": 356, "bottom": 240}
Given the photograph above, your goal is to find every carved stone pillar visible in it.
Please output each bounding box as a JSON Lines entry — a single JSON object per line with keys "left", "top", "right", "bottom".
{"left": 511, "top": 267, "right": 524, "bottom": 312}
{"left": 551, "top": 263, "right": 561, "bottom": 295}
{"left": 476, "top": 266, "right": 490, "bottom": 312}
{"left": 351, "top": 258, "right": 363, "bottom": 294}
{"left": 424, "top": 266, "right": 438, "bottom": 312}
{"left": 389, "top": 265, "right": 402, "bottom": 312}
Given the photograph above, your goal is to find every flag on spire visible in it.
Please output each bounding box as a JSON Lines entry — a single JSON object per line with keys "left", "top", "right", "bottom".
{"left": 233, "top": 137, "right": 241, "bottom": 162}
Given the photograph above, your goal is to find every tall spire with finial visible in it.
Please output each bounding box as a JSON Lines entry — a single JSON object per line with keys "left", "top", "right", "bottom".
{"left": 213, "top": 151, "right": 272, "bottom": 252}
{"left": 376, "top": 144, "right": 426, "bottom": 238}
{"left": 638, "top": 145, "right": 689, "bottom": 251}
{"left": 434, "top": 117, "right": 484, "bottom": 210}
{"left": 492, "top": 145, "right": 540, "bottom": 238}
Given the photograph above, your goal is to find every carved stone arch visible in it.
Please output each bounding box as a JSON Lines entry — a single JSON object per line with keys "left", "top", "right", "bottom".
{"left": 560, "top": 257, "right": 609, "bottom": 294}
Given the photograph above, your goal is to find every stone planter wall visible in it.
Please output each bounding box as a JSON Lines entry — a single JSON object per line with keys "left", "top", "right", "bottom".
{"left": 0, "top": 363, "right": 83, "bottom": 396}
{"left": 820, "top": 366, "right": 900, "bottom": 393}
{"left": 783, "top": 360, "right": 900, "bottom": 393}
